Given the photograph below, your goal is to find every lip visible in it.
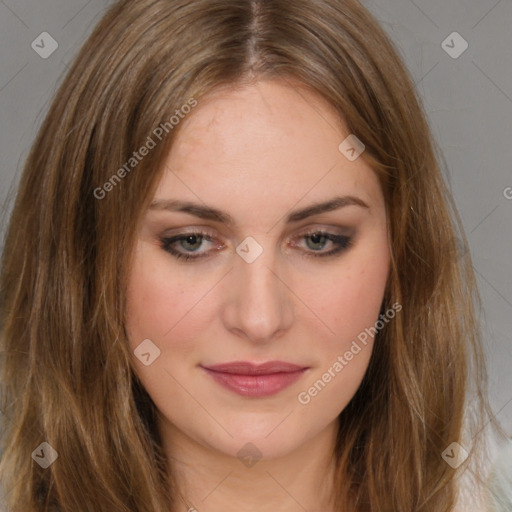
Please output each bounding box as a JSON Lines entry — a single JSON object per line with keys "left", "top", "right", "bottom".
{"left": 201, "top": 361, "right": 309, "bottom": 398}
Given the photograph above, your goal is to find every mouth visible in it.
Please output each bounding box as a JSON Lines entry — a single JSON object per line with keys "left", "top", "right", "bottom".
{"left": 200, "top": 361, "right": 309, "bottom": 398}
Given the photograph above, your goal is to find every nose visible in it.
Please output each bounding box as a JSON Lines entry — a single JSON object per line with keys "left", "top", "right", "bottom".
{"left": 221, "top": 244, "right": 294, "bottom": 344}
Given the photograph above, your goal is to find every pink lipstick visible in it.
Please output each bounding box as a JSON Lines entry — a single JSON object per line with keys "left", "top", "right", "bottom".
{"left": 201, "top": 361, "right": 308, "bottom": 398}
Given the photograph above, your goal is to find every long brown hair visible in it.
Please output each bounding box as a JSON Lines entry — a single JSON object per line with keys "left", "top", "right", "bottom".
{"left": 0, "top": 0, "right": 498, "bottom": 510}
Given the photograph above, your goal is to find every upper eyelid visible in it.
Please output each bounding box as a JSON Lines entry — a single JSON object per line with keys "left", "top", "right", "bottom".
{"left": 161, "top": 224, "right": 351, "bottom": 238}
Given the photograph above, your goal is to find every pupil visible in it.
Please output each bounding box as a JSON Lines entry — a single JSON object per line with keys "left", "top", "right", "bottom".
{"left": 183, "top": 235, "right": 202, "bottom": 251}
{"left": 308, "top": 233, "right": 326, "bottom": 250}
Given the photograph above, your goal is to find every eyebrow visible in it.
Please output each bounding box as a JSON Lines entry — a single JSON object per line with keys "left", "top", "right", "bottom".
{"left": 148, "top": 195, "right": 369, "bottom": 226}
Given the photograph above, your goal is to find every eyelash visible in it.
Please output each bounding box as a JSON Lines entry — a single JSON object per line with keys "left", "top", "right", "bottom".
{"left": 160, "top": 230, "right": 353, "bottom": 262}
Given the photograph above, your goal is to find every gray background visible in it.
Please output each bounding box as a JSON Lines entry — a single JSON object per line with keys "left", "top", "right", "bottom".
{"left": 1, "top": 0, "right": 511, "bottom": 443}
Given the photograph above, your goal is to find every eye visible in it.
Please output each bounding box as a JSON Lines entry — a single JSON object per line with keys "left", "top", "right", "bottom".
{"left": 293, "top": 230, "right": 353, "bottom": 258}
{"left": 160, "top": 231, "right": 220, "bottom": 261}
{"left": 160, "top": 229, "right": 353, "bottom": 263}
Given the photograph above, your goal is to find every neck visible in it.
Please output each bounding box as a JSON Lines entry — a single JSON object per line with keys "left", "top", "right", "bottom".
{"left": 159, "top": 416, "right": 340, "bottom": 512}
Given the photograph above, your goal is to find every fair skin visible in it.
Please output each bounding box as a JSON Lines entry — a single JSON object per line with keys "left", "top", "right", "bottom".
{"left": 126, "top": 79, "right": 390, "bottom": 512}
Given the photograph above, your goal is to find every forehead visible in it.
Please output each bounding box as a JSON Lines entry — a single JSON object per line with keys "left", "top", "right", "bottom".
{"left": 168, "top": 80, "right": 345, "bottom": 163}
{"left": 153, "top": 80, "right": 383, "bottom": 220}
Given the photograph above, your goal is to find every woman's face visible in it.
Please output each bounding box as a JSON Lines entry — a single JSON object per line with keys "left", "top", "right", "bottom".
{"left": 126, "top": 80, "right": 390, "bottom": 461}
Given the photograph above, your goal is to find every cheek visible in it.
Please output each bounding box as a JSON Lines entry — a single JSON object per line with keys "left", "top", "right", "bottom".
{"left": 337, "top": 266, "right": 385, "bottom": 338}
{"left": 310, "top": 242, "right": 389, "bottom": 353}
{"left": 126, "top": 263, "right": 178, "bottom": 344}
{"left": 296, "top": 252, "right": 389, "bottom": 414}
{"left": 125, "top": 246, "right": 208, "bottom": 346}
{"left": 125, "top": 251, "right": 209, "bottom": 404}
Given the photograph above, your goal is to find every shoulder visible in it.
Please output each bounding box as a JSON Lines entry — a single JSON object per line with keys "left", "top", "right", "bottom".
{"left": 453, "top": 426, "right": 506, "bottom": 512}
{"left": 485, "top": 437, "right": 512, "bottom": 512}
